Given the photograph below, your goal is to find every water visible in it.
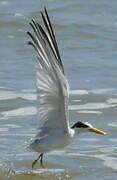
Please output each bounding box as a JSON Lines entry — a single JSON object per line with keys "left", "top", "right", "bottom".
{"left": 0, "top": 0, "right": 117, "bottom": 179}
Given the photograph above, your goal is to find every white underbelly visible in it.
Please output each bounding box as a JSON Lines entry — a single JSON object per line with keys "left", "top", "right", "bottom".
{"left": 29, "top": 129, "right": 74, "bottom": 153}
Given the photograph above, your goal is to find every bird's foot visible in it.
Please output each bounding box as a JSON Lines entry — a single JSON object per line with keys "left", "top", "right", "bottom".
{"left": 32, "top": 153, "right": 44, "bottom": 168}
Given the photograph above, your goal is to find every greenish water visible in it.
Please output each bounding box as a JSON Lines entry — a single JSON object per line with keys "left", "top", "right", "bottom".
{"left": 0, "top": 0, "right": 117, "bottom": 179}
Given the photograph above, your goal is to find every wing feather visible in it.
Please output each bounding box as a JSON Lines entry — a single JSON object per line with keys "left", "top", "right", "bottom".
{"left": 27, "top": 8, "right": 69, "bottom": 131}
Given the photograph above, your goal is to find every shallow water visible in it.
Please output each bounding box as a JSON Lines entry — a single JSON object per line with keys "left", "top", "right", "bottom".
{"left": 0, "top": 0, "right": 117, "bottom": 179}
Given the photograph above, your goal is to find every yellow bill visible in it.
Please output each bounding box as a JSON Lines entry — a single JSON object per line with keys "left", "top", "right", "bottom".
{"left": 89, "top": 127, "right": 108, "bottom": 136}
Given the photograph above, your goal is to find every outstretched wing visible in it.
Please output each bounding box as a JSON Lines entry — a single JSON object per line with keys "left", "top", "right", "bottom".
{"left": 27, "top": 8, "right": 69, "bottom": 131}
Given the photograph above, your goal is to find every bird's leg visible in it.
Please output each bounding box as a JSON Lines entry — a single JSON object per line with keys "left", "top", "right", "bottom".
{"left": 40, "top": 153, "right": 44, "bottom": 167}
{"left": 32, "top": 155, "right": 40, "bottom": 168}
{"left": 32, "top": 153, "right": 44, "bottom": 168}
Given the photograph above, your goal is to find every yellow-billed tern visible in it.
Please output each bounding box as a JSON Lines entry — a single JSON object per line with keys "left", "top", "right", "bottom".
{"left": 27, "top": 7, "right": 108, "bottom": 168}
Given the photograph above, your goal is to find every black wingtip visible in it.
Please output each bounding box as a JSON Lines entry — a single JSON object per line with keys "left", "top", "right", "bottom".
{"left": 27, "top": 41, "right": 35, "bottom": 49}
{"left": 27, "top": 31, "right": 31, "bottom": 36}
{"left": 44, "top": 6, "right": 47, "bottom": 12}
{"left": 41, "top": 11, "right": 44, "bottom": 19}
{"left": 31, "top": 18, "right": 35, "bottom": 24}
{"left": 29, "top": 22, "right": 32, "bottom": 26}
{"left": 44, "top": 6, "right": 48, "bottom": 14}
{"left": 27, "top": 31, "right": 34, "bottom": 40}
{"left": 27, "top": 31, "right": 29, "bottom": 35}
{"left": 28, "top": 41, "right": 32, "bottom": 45}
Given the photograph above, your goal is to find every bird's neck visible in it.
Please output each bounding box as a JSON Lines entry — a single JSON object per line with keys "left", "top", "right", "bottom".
{"left": 68, "top": 127, "right": 75, "bottom": 138}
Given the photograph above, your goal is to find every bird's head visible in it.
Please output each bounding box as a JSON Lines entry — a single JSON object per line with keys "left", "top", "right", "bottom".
{"left": 71, "top": 121, "right": 108, "bottom": 136}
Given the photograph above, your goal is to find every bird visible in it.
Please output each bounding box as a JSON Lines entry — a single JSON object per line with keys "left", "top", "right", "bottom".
{"left": 27, "top": 7, "right": 108, "bottom": 168}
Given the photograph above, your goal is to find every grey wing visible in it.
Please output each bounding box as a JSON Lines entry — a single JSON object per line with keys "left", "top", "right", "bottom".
{"left": 27, "top": 8, "right": 69, "bottom": 131}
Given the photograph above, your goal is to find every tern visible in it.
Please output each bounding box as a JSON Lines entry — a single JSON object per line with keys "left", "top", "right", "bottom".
{"left": 27, "top": 7, "right": 107, "bottom": 168}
